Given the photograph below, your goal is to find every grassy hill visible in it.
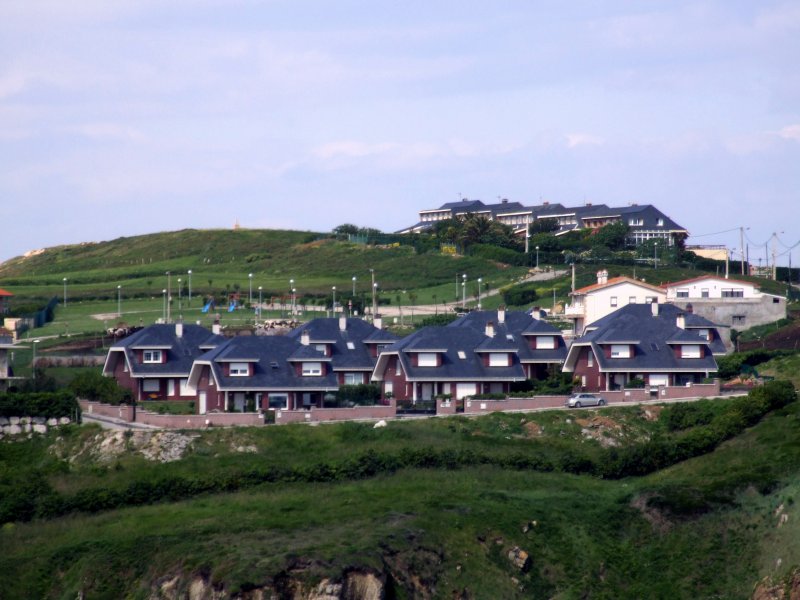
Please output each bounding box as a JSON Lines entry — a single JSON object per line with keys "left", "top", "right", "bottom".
{"left": 2, "top": 383, "right": 800, "bottom": 598}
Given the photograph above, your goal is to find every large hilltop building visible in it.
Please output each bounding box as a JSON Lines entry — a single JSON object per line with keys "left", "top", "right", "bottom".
{"left": 399, "top": 198, "right": 688, "bottom": 247}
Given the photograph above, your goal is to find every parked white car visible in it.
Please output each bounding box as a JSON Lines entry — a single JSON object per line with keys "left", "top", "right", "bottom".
{"left": 566, "top": 393, "right": 606, "bottom": 408}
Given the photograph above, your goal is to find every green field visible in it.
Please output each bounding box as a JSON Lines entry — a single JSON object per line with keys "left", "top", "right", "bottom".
{"left": 2, "top": 385, "right": 800, "bottom": 598}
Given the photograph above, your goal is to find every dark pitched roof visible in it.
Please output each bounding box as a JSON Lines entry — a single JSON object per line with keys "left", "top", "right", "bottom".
{"left": 615, "top": 204, "right": 686, "bottom": 232}
{"left": 106, "top": 324, "right": 223, "bottom": 376}
{"left": 568, "top": 304, "right": 718, "bottom": 372}
{"left": 286, "top": 317, "right": 394, "bottom": 370}
{"left": 195, "top": 336, "right": 340, "bottom": 391}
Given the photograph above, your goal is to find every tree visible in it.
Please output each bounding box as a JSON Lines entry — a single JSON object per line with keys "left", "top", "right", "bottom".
{"left": 529, "top": 218, "right": 559, "bottom": 235}
{"left": 333, "top": 223, "right": 359, "bottom": 236}
{"left": 590, "top": 222, "right": 629, "bottom": 251}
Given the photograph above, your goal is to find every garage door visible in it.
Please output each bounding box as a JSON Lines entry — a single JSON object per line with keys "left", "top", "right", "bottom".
{"left": 455, "top": 383, "right": 477, "bottom": 400}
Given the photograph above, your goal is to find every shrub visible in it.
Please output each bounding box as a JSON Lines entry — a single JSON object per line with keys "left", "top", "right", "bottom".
{"left": 334, "top": 384, "right": 381, "bottom": 406}
{"left": 0, "top": 390, "right": 79, "bottom": 419}
{"left": 501, "top": 283, "right": 539, "bottom": 307}
{"left": 69, "top": 371, "right": 132, "bottom": 405}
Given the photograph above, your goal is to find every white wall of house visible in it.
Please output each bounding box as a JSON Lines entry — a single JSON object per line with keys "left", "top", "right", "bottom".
{"left": 664, "top": 277, "right": 760, "bottom": 300}
{"left": 573, "top": 282, "right": 666, "bottom": 330}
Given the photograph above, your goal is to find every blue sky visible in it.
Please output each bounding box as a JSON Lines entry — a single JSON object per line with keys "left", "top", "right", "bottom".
{"left": 1, "top": 1, "right": 799, "bottom": 265}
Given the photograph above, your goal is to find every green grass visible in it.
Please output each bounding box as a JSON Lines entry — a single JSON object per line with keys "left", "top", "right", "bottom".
{"left": 3, "top": 402, "right": 800, "bottom": 598}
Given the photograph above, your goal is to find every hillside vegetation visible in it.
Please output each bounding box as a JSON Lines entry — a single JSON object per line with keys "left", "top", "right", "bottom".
{"left": 2, "top": 381, "right": 800, "bottom": 598}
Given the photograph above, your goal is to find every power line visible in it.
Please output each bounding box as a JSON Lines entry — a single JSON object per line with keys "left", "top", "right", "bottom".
{"left": 689, "top": 226, "right": 740, "bottom": 238}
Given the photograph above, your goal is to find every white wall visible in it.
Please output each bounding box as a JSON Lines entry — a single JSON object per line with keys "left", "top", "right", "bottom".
{"left": 665, "top": 277, "right": 760, "bottom": 300}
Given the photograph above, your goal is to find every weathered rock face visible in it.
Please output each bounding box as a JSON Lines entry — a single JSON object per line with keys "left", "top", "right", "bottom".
{"left": 752, "top": 568, "right": 800, "bottom": 600}
{"left": 55, "top": 429, "right": 198, "bottom": 464}
{"left": 148, "top": 569, "right": 387, "bottom": 600}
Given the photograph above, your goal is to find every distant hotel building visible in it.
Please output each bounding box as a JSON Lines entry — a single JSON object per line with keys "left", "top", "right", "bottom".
{"left": 399, "top": 198, "right": 688, "bottom": 247}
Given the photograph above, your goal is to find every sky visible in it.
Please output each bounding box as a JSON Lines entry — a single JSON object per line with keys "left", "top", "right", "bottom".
{"left": 1, "top": 1, "right": 799, "bottom": 265}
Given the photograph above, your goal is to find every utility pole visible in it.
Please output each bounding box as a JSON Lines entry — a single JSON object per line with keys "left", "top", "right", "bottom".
{"left": 772, "top": 233, "right": 779, "bottom": 281}
{"left": 739, "top": 227, "right": 745, "bottom": 275}
{"left": 166, "top": 271, "right": 171, "bottom": 324}
{"left": 370, "top": 269, "right": 376, "bottom": 320}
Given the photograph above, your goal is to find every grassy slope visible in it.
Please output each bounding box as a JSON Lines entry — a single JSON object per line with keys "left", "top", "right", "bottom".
{"left": 2, "top": 398, "right": 800, "bottom": 598}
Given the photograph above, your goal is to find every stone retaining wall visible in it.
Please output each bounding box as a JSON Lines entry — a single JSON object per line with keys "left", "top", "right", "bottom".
{"left": 0, "top": 416, "right": 72, "bottom": 436}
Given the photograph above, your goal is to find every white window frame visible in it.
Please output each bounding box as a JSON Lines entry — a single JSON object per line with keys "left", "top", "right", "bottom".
{"left": 418, "top": 352, "right": 438, "bottom": 367}
{"left": 142, "top": 379, "right": 160, "bottom": 393}
{"left": 536, "top": 336, "right": 556, "bottom": 350}
{"left": 179, "top": 379, "right": 192, "bottom": 396}
{"left": 384, "top": 381, "right": 393, "bottom": 396}
{"left": 610, "top": 344, "right": 631, "bottom": 358}
{"left": 696, "top": 329, "right": 710, "bottom": 341}
{"left": 701, "top": 288, "right": 709, "bottom": 298}
{"left": 488, "top": 353, "right": 508, "bottom": 367}
{"left": 302, "top": 361, "right": 323, "bottom": 376}
{"left": 455, "top": 383, "right": 477, "bottom": 400}
{"left": 628, "top": 296, "right": 636, "bottom": 304}
{"left": 395, "top": 358, "right": 402, "bottom": 376}
{"left": 343, "top": 372, "right": 363, "bottom": 385}
{"left": 143, "top": 350, "right": 162, "bottom": 363}
{"left": 682, "top": 345, "right": 701, "bottom": 358}
{"left": 610, "top": 296, "right": 618, "bottom": 307}
{"left": 587, "top": 351, "right": 594, "bottom": 367}
{"left": 229, "top": 362, "right": 250, "bottom": 376}
{"left": 267, "top": 393, "right": 288, "bottom": 410}
{"left": 167, "top": 379, "right": 175, "bottom": 397}
{"left": 676, "top": 289, "right": 689, "bottom": 298}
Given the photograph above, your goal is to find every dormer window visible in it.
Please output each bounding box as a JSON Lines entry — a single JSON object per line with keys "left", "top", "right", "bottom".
{"left": 489, "top": 353, "right": 508, "bottom": 366}
{"left": 610, "top": 344, "right": 631, "bottom": 358}
{"left": 302, "top": 362, "right": 323, "bottom": 376}
{"left": 628, "top": 218, "right": 643, "bottom": 226}
{"left": 315, "top": 344, "right": 327, "bottom": 354}
{"left": 536, "top": 336, "right": 556, "bottom": 350}
{"left": 696, "top": 328, "right": 710, "bottom": 340}
{"left": 229, "top": 362, "right": 249, "bottom": 376}
{"left": 143, "top": 350, "right": 162, "bottom": 363}
{"left": 418, "top": 352, "right": 438, "bottom": 367}
{"left": 682, "top": 345, "right": 701, "bottom": 358}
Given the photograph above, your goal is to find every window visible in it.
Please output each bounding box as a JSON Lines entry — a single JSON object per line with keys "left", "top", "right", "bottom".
{"left": 701, "top": 288, "right": 709, "bottom": 298}
{"left": 344, "top": 372, "right": 363, "bottom": 385}
{"left": 649, "top": 374, "right": 669, "bottom": 387}
{"left": 732, "top": 315, "right": 746, "bottom": 325}
{"left": 646, "top": 296, "right": 657, "bottom": 304}
{"left": 315, "top": 344, "right": 327, "bottom": 353}
{"left": 722, "top": 288, "right": 744, "bottom": 298}
{"left": 180, "top": 379, "right": 192, "bottom": 396}
{"left": 142, "top": 379, "right": 160, "bottom": 392}
{"left": 302, "top": 362, "right": 323, "bottom": 376}
{"left": 455, "top": 383, "right": 477, "bottom": 400}
{"left": 268, "top": 394, "right": 288, "bottom": 409}
{"left": 629, "top": 296, "right": 636, "bottom": 305}
{"left": 587, "top": 352, "right": 594, "bottom": 367}
{"left": 395, "top": 358, "right": 402, "bottom": 376}
{"left": 346, "top": 342, "right": 355, "bottom": 350}
{"left": 657, "top": 218, "right": 664, "bottom": 226}
{"left": 628, "top": 218, "right": 643, "bottom": 226}
{"left": 229, "top": 362, "right": 249, "bottom": 376}
{"left": 696, "top": 328, "right": 710, "bottom": 340}
{"left": 418, "top": 352, "right": 438, "bottom": 367}
{"left": 610, "top": 344, "right": 631, "bottom": 358}
{"left": 143, "top": 350, "right": 162, "bottom": 363}
{"left": 537, "top": 336, "right": 556, "bottom": 349}
{"left": 457, "top": 350, "right": 467, "bottom": 359}
{"left": 682, "top": 345, "right": 701, "bottom": 358}
{"left": 610, "top": 296, "right": 618, "bottom": 307}
{"left": 676, "top": 289, "right": 689, "bottom": 298}
{"left": 489, "top": 353, "right": 508, "bottom": 367}
{"left": 773, "top": 297, "right": 781, "bottom": 304}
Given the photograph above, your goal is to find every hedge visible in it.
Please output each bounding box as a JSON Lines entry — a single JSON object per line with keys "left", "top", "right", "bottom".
{"left": 0, "top": 390, "right": 80, "bottom": 419}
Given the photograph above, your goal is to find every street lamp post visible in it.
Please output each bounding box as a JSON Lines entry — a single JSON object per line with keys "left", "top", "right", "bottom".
{"left": 372, "top": 282, "right": 378, "bottom": 320}
{"left": 535, "top": 246, "right": 540, "bottom": 270}
{"left": 289, "top": 279, "right": 295, "bottom": 316}
{"left": 477, "top": 278, "right": 483, "bottom": 310}
{"left": 177, "top": 278, "right": 182, "bottom": 313}
{"left": 187, "top": 270, "right": 192, "bottom": 306}
{"left": 332, "top": 286, "right": 337, "bottom": 315}
{"left": 258, "top": 286, "right": 263, "bottom": 318}
{"left": 352, "top": 276, "right": 357, "bottom": 296}
{"left": 291, "top": 288, "right": 296, "bottom": 316}
{"left": 248, "top": 273, "right": 253, "bottom": 304}
{"left": 162, "top": 289, "right": 167, "bottom": 322}
{"left": 117, "top": 285, "right": 121, "bottom": 317}
{"left": 461, "top": 274, "right": 467, "bottom": 308}
{"left": 166, "top": 271, "right": 172, "bottom": 324}
{"left": 63, "top": 278, "right": 68, "bottom": 307}
{"left": 32, "top": 339, "right": 40, "bottom": 382}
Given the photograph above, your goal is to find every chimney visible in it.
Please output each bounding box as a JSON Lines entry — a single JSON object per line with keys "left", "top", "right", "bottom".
{"left": 597, "top": 270, "right": 608, "bottom": 285}
{"left": 586, "top": 202, "right": 592, "bottom": 207}
{"left": 498, "top": 305, "right": 506, "bottom": 324}
{"left": 301, "top": 330, "right": 310, "bottom": 346}
{"left": 676, "top": 314, "right": 686, "bottom": 330}
{"left": 339, "top": 315, "right": 347, "bottom": 331}
{"left": 542, "top": 201, "right": 549, "bottom": 206}
{"left": 531, "top": 306, "right": 540, "bottom": 320}
{"left": 685, "top": 303, "right": 694, "bottom": 314}
{"left": 374, "top": 314, "right": 382, "bottom": 330}
{"left": 651, "top": 302, "right": 659, "bottom": 317}
{"left": 501, "top": 198, "right": 508, "bottom": 204}
{"left": 175, "top": 321, "right": 183, "bottom": 338}
{"left": 212, "top": 323, "right": 221, "bottom": 335}
{"left": 485, "top": 321, "right": 495, "bottom": 338}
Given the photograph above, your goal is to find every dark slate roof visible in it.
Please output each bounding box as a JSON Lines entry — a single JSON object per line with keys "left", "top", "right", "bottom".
{"left": 487, "top": 201, "right": 526, "bottom": 216}
{"left": 381, "top": 326, "right": 526, "bottom": 381}
{"left": 615, "top": 204, "right": 686, "bottom": 232}
{"left": 439, "top": 199, "right": 487, "bottom": 211}
{"left": 364, "top": 328, "right": 401, "bottom": 343}
{"left": 569, "top": 304, "right": 718, "bottom": 372}
{"left": 450, "top": 309, "right": 567, "bottom": 363}
{"left": 108, "top": 324, "right": 223, "bottom": 376}
{"left": 196, "top": 336, "right": 339, "bottom": 391}
{"left": 289, "top": 345, "right": 331, "bottom": 361}
{"left": 585, "top": 303, "right": 726, "bottom": 354}
{"left": 286, "top": 317, "right": 392, "bottom": 370}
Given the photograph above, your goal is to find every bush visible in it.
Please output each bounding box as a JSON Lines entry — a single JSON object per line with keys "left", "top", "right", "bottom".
{"left": 69, "top": 371, "right": 133, "bottom": 405}
{"left": 0, "top": 390, "right": 79, "bottom": 419}
{"left": 501, "top": 283, "right": 539, "bottom": 307}
{"left": 334, "top": 384, "right": 382, "bottom": 406}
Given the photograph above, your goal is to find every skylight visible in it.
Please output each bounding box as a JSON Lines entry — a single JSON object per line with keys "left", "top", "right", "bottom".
{"left": 458, "top": 351, "right": 467, "bottom": 359}
{"left": 346, "top": 342, "right": 355, "bottom": 350}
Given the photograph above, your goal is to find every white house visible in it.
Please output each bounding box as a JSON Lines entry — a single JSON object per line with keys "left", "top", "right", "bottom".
{"left": 663, "top": 275, "right": 786, "bottom": 335}
{"left": 565, "top": 270, "right": 667, "bottom": 335}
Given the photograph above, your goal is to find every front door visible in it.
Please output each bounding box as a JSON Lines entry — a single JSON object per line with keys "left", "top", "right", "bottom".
{"left": 198, "top": 391, "right": 207, "bottom": 414}
{"left": 420, "top": 383, "right": 433, "bottom": 401}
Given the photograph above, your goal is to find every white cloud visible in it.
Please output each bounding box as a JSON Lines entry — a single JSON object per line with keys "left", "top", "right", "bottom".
{"left": 565, "top": 133, "right": 604, "bottom": 148}
{"left": 777, "top": 124, "right": 800, "bottom": 141}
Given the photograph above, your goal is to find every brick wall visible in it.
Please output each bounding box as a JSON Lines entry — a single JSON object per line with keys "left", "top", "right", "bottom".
{"left": 80, "top": 400, "right": 135, "bottom": 421}
{"left": 274, "top": 401, "right": 396, "bottom": 425}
